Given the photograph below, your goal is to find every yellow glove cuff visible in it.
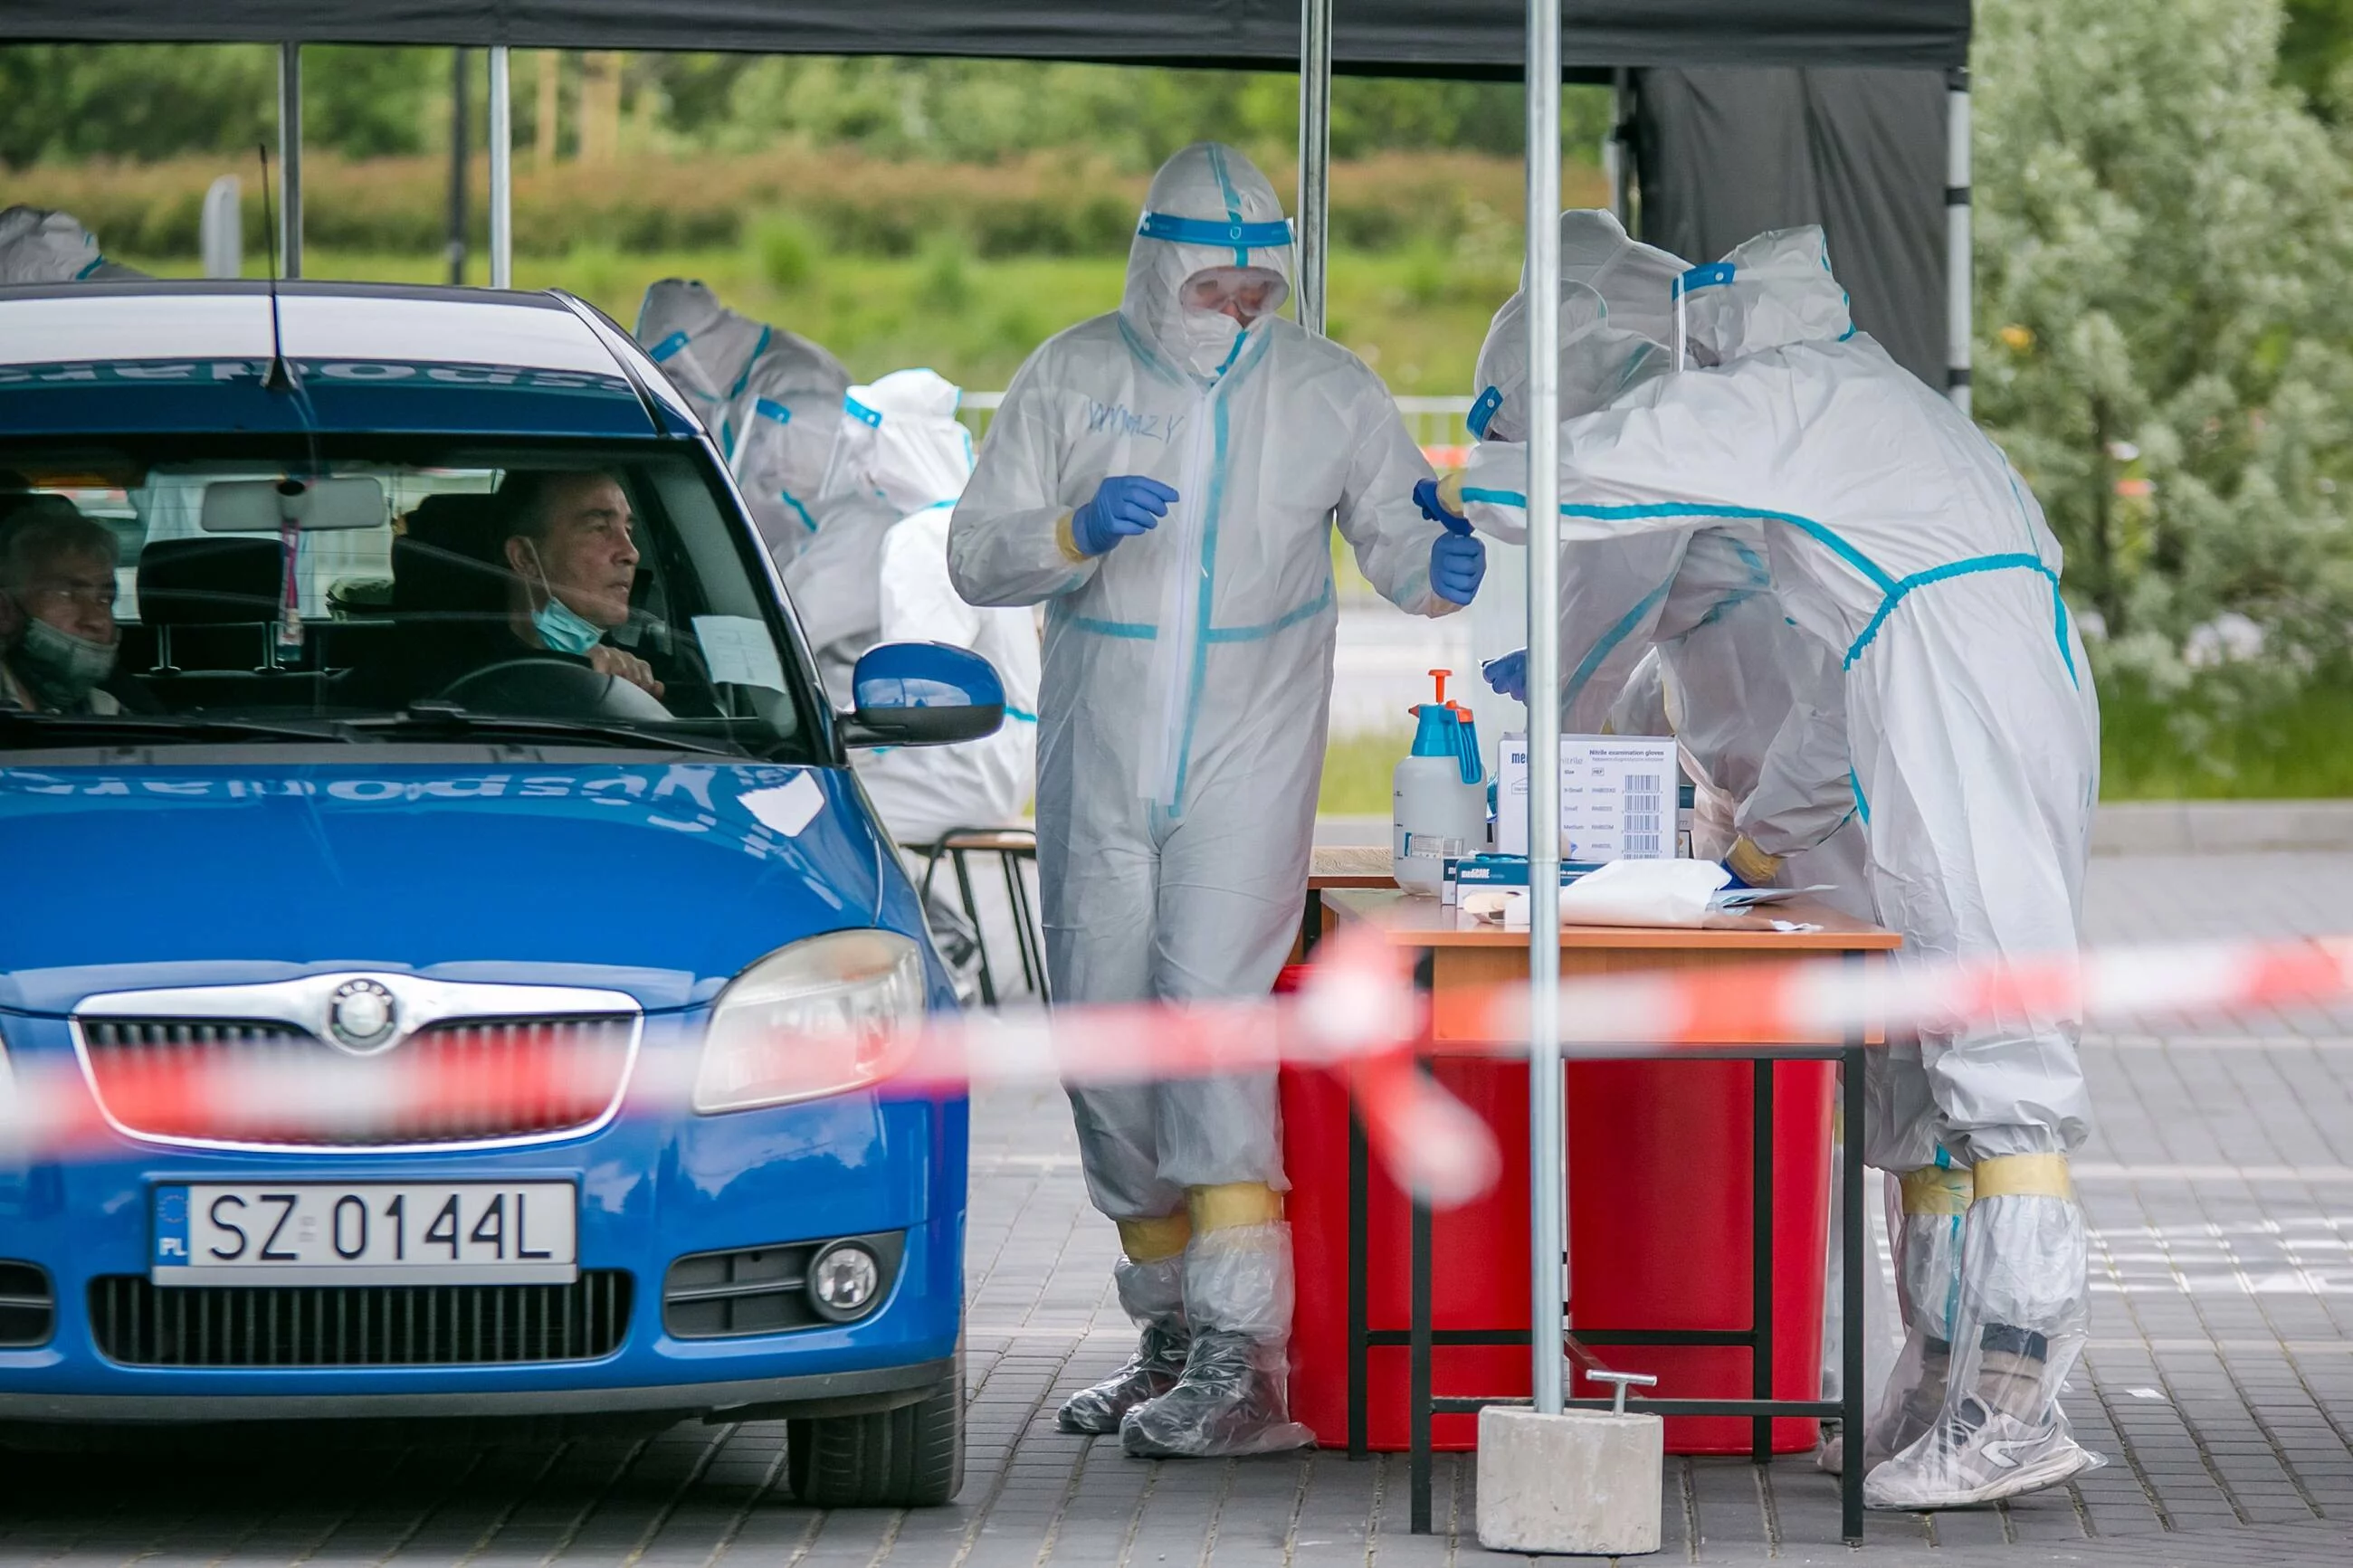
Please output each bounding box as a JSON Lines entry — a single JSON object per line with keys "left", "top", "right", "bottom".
{"left": 1899, "top": 1164, "right": 1975, "bottom": 1216}
{"left": 1436, "top": 470, "right": 1467, "bottom": 516}
{"left": 1972, "top": 1153, "right": 2075, "bottom": 1202}
{"left": 1726, "top": 834, "right": 1784, "bottom": 889}
{"left": 1115, "top": 1213, "right": 1193, "bottom": 1263}
{"left": 1186, "top": 1182, "right": 1284, "bottom": 1233}
{"left": 1053, "top": 510, "right": 1090, "bottom": 564}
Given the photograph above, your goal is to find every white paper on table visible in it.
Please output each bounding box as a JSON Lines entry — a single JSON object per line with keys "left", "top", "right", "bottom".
{"left": 692, "top": 614, "right": 788, "bottom": 691}
{"left": 1554, "top": 857, "right": 1729, "bottom": 928}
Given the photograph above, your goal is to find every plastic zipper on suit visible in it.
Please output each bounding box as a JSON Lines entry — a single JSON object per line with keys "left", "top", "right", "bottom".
{"left": 1137, "top": 379, "right": 1218, "bottom": 808}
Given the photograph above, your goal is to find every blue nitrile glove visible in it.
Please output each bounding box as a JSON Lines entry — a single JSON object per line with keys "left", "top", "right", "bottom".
{"left": 1414, "top": 477, "right": 1464, "bottom": 527}
{"left": 1428, "top": 509, "right": 1486, "bottom": 606}
{"left": 1071, "top": 475, "right": 1179, "bottom": 556}
{"left": 1482, "top": 648, "right": 1529, "bottom": 703}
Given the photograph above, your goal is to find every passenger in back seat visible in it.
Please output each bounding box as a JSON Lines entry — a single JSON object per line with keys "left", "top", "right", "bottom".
{"left": 0, "top": 499, "right": 137, "bottom": 716}
{"left": 491, "top": 470, "right": 665, "bottom": 699}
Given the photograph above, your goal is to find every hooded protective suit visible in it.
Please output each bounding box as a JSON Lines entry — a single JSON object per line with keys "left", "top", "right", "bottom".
{"left": 0, "top": 207, "right": 144, "bottom": 284}
{"left": 636, "top": 280, "right": 849, "bottom": 564}
{"left": 1455, "top": 226, "right": 2101, "bottom": 1509}
{"left": 1468, "top": 214, "right": 1867, "bottom": 909}
{"left": 838, "top": 370, "right": 1039, "bottom": 847}
{"left": 949, "top": 141, "right": 1458, "bottom": 1459}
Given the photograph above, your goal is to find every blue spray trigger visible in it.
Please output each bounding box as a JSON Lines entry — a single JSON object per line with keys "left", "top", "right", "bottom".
{"left": 1408, "top": 670, "right": 1483, "bottom": 786}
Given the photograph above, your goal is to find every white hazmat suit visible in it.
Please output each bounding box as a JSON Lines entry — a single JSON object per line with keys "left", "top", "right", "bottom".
{"left": 636, "top": 280, "right": 849, "bottom": 563}
{"left": 0, "top": 206, "right": 144, "bottom": 283}
{"left": 949, "top": 141, "right": 1463, "bottom": 1459}
{"left": 1453, "top": 227, "right": 2101, "bottom": 1510}
{"left": 1468, "top": 214, "right": 1868, "bottom": 908}
{"left": 841, "top": 370, "right": 1039, "bottom": 847}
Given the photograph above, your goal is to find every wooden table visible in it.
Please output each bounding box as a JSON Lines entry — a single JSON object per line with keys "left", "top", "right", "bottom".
{"left": 1317, "top": 887, "right": 1899, "bottom": 1545}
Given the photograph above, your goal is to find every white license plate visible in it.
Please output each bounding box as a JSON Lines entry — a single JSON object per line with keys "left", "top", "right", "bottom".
{"left": 152, "top": 1183, "right": 577, "bottom": 1287}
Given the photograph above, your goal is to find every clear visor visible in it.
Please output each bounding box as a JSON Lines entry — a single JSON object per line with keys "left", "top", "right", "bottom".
{"left": 1177, "top": 266, "right": 1290, "bottom": 323}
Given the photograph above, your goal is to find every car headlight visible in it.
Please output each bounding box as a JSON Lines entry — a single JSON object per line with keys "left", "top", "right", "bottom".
{"left": 693, "top": 930, "right": 928, "bottom": 1113}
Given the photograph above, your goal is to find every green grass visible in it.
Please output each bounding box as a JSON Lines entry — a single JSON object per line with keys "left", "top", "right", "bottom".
{"left": 1315, "top": 674, "right": 2353, "bottom": 815}
{"left": 125, "top": 245, "right": 1512, "bottom": 396}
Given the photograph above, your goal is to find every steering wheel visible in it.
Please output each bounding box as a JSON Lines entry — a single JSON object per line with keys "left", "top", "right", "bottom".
{"left": 436, "top": 658, "right": 675, "bottom": 722}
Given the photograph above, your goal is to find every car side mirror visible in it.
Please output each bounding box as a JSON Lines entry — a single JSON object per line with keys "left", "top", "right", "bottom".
{"left": 838, "top": 641, "right": 1005, "bottom": 748}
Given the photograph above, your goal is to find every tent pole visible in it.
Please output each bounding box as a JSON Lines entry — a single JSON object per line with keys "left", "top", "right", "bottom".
{"left": 1296, "top": 0, "right": 1332, "bottom": 335}
{"left": 448, "top": 48, "right": 471, "bottom": 284}
{"left": 1523, "top": 0, "right": 1566, "bottom": 1419}
{"left": 1946, "top": 67, "right": 1971, "bottom": 415}
{"left": 490, "top": 45, "right": 513, "bottom": 288}
{"left": 1607, "top": 67, "right": 1631, "bottom": 227}
{"left": 277, "top": 43, "right": 302, "bottom": 280}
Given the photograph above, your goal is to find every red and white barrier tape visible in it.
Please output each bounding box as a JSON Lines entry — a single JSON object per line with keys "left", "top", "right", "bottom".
{"left": 5, "top": 925, "right": 2349, "bottom": 1208}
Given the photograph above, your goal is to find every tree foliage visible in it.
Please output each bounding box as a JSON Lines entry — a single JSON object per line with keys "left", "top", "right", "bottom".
{"left": 1974, "top": 0, "right": 2353, "bottom": 696}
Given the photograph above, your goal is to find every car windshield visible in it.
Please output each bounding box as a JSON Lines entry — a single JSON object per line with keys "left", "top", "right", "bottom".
{"left": 0, "top": 436, "right": 820, "bottom": 759}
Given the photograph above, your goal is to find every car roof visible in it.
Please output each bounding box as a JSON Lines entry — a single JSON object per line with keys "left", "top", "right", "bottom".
{"left": 0, "top": 280, "right": 702, "bottom": 440}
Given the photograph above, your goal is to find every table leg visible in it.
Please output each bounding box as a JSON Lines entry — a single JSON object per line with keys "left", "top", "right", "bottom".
{"left": 1752, "top": 1056, "right": 1775, "bottom": 1463}
{"left": 949, "top": 850, "right": 996, "bottom": 1008}
{"left": 1301, "top": 888, "right": 1325, "bottom": 959}
{"left": 1410, "top": 1186, "right": 1434, "bottom": 1534}
{"left": 1842, "top": 1038, "right": 1868, "bottom": 1543}
{"left": 1348, "top": 1102, "right": 1369, "bottom": 1459}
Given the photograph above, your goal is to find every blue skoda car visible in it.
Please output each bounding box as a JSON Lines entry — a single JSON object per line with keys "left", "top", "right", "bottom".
{"left": 0, "top": 280, "right": 998, "bottom": 1506}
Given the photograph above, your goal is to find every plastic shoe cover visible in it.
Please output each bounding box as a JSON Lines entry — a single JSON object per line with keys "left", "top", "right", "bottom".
{"left": 1863, "top": 1394, "right": 2102, "bottom": 1509}
{"left": 1854, "top": 1177, "right": 1967, "bottom": 1476}
{"left": 1059, "top": 1254, "right": 1188, "bottom": 1434}
{"left": 1118, "top": 1328, "right": 1314, "bottom": 1458}
{"left": 1060, "top": 1318, "right": 1190, "bottom": 1434}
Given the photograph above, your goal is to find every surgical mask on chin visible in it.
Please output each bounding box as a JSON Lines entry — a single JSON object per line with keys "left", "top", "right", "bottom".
{"left": 1178, "top": 307, "right": 1246, "bottom": 378}
{"left": 534, "top": 594, "right": 606, "bottom": 657}
{"left": 14, "top": 613, "right": 118, "bottom": 707}
{"left": 518, "top": 537, "right": 608, "bottom": 657}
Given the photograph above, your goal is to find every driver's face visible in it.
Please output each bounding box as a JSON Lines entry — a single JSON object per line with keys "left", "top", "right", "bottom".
{"left": 520, "top": 474, "right": 639, "bottom": 630}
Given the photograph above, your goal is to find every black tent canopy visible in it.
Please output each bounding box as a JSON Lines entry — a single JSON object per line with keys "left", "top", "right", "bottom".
{"left": 3, "top": 3, "right": 1967, "bottom": 72}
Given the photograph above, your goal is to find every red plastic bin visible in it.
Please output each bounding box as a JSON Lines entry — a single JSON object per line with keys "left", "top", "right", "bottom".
{"left": 1280, "top": 1054, "right": 1833, "bottom": 1455}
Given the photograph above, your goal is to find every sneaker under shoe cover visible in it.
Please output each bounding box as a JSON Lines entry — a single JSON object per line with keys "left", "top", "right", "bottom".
{"left": 1864, "top": 1395, "right": 2103, "bottom": 1509}
{"left": 1119, "top": 1329, "right": 1314, "bottom": 1458}
{"left": 1059, "top": 1321, "right": 1190, "bottom": 1435}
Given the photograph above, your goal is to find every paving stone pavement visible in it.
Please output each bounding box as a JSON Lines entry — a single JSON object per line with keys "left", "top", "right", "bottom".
{"left": 3, "top": 853, "right": 2349, "bottom": 1565}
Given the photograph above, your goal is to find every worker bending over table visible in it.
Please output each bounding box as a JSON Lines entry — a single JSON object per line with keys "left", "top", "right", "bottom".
{"left": 949, "top": 141, "right": 1483, "bottom": 1459}
{"left": 1438, "top": 224, "right": 2101, "bottom": 1511}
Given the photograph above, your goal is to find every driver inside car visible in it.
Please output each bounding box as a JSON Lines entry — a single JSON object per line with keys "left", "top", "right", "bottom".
{"left": 497, "top": 470, "right": 664, "bottom": 699}
{"left": 0, "top": 498, "right": 132, "bottom": 716}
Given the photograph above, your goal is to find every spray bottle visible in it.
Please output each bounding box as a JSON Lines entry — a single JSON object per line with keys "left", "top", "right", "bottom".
{"left": 1393, "top": 669, "right": 1487, "bottom": 896}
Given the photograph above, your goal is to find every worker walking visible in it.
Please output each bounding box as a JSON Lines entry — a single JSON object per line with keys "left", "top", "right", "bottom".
{"left": 949, "top": 140, "right": 1482, "bottom": 1459}
{"left": 1446, "top": 226, "right": 2100, "bottom": 1510}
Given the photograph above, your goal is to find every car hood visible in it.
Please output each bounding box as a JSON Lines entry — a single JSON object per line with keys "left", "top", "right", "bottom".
{"left": 0, "top": 761, "right": 898, "bottom": 1015}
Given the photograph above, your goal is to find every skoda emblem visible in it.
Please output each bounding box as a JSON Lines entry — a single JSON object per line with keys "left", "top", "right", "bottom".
{"left": 326, "top": 979, "right": 399, "bottom": 1055}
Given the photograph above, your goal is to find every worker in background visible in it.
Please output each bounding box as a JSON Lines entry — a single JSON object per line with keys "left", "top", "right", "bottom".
{"left": 842, "top": 370, "right": 1041, "bottom": 850}
{"left": 949, "top": 141, "right": 1482, "bottom": 1459}
{"left": 1443, "top": 226, "right": 2100, "bottom": 1511}
{"left": 635, "top": 280, "right": 848, "bottom": 564}
{"left": 1462, "top": 211, "right": 1867, "bottom": 912}
{"left": 0, "top": 207, "right": 145, "bottom": 283}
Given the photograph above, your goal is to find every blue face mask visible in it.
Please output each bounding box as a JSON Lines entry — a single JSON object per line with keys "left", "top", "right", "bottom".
{"left": 534, "top": 594, "right": 606, "bottom": 656}
{"left": 518, "top": 537, "right": 609, "bottom": 656}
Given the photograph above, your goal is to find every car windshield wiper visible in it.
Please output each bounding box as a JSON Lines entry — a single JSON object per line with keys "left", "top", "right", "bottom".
{"left": 347, "top": 706, "right": 745, "bottom": 756}
{"left": 0, "top": 710, "right": 352, "bottom": 746}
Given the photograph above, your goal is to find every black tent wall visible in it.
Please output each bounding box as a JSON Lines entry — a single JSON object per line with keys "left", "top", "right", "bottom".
{"left": 0, "top": 3, "right": 1968, "bottom": 72}
{"left": 1633, "top": 67, "right": 1949, "bottom": 390}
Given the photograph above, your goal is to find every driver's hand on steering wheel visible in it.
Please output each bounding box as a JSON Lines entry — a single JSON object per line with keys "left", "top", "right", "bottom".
{"left": 591, "top": 644, "right": 665, "bottom": 699}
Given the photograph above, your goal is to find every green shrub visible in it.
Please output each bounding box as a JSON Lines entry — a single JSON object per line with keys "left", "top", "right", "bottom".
{"left": 750, "top": 214, "right": 821, "bottom": 292}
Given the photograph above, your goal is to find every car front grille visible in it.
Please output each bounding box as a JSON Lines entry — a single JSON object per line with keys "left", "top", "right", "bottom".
{"left": 89, "top": 1272, "right": 632, "bottom": 1367}
{"left": 0, "top": 1261, "right": 53, "bottom": 1347}
{"left": 76, "top": 1014, "right": 636, "bottom": 1149}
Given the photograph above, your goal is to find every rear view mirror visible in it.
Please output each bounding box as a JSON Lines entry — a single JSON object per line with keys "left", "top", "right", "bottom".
{"left": 839, "top": 641, "right": 1005, "bottom": 748}
{"left": 201, "top": 476, "right": 387, "bottom": 533}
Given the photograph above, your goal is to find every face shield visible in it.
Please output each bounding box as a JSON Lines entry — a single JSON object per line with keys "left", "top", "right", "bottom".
{"left": 1176, "top": 265, "right": 1291, "bottom": 326}
{"left": 1467, "top": 281, "right": 1667, "bottom": 444}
